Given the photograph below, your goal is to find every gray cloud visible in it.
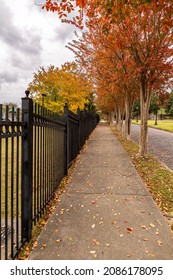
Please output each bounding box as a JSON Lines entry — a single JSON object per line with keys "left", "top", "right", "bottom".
{"left": 22, "top": 33, "right": 42, "bottom": 55}
{"left": 0, "top": 0, "right": 75, "bottom": 104}
{"left": 0, "top": 71, "right": 18, "bottom": 84}
{"left": 10, "top": 50, "right": 41, "bottom": 71}
{"left": 0, "top": 1, "right": 42, "bottom": 57}
{"left": 0, "top": 3, "right": 24, "bottom": 49}
{"left": 54, "top": 24, "right": 77, "bottom": 43}
{"left": 35, "top": 0, "right": 46, "bottom": 6}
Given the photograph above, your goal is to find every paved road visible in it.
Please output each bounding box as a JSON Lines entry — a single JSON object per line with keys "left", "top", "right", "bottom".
{"left": 131, "top": 124, "right": 173, "bottom": 171}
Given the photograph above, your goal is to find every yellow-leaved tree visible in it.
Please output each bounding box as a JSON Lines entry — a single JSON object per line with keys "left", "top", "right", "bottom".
{"left": 28, "top": 62, "right": 93, "bottom": 114}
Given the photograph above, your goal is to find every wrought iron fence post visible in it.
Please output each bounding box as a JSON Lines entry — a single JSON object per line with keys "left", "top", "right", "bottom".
{"left": 77, "top": 106, "right": 81, "bottom": 152}
{"left": 21, "top": 90, "right": 33, "bottom": 242}
{"left": 64, "top": 103, "right": 69, "bottom": 175}
{"left": 84, "top": 109, "right": 88, "bottom": 140}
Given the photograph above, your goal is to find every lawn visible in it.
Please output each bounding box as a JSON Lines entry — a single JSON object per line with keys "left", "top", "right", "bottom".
{"left": 0, "top": 137, "right": 22, "bottom": 217}
{"left": 132, "top": 119, "right": 173, "bottom": 132}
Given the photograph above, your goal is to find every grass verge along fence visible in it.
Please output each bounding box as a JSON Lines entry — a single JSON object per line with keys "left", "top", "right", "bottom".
{"left": 0, "top": 91, "right": 99, "bottom": 260}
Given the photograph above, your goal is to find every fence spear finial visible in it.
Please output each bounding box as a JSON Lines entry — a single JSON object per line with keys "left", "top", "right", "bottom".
{"left": 25, "top": 90, "right": 30, "bottom": 98}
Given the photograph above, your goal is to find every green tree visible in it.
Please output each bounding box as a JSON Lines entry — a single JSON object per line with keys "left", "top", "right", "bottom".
{"left": 165, "top": 91, "right": 173, "bottom": 116}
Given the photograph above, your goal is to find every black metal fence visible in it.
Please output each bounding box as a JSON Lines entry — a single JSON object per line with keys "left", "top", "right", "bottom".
{"left": 0, "top": 92, "right": 99, "bottom": 260}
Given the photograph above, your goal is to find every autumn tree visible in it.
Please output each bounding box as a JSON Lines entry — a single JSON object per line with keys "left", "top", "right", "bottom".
{"left": 28, "top": 62, "right": 93, "bottom": 114}
{"left": 118, "top": 2, "right": 173, "bottom": 155}
{"left": 42, "top": 0, "right": 173, "bottom": 156}
{"left": 81, "top": 0, "right": 173, "bottom": 154}
{"left": 67, "top": 11, "right": 139, "bottom": 139}
{"left": 42, "top": 0, "right": 166, "bottom": 29}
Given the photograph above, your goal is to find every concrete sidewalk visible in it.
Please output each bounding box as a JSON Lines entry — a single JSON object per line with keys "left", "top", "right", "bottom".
{"left": 29, "top": 122, "right": 173, "bottom": 260}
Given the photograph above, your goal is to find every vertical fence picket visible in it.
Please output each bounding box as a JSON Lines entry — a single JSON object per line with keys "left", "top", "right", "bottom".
{"left": 5, "top": 106, "right": 9, "bottom": 259}
{"left": 10, "top": 107, "right": 14, "bottom": 258}
{"left": 15, "top": 108, "right": 20, "bottom": 254}
{"left": 0, "top": 105, "right": 2, "bottom": 259}
{"left": 33, "top": 104, "right": 37, "bottom": 224}
{"left": 64, "top": 103, "right": 69, "bottom": 175}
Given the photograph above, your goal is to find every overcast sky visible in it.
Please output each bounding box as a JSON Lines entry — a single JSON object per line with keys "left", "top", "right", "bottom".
{"left": 0, "top": 0, "right": 77, "bottom": 105}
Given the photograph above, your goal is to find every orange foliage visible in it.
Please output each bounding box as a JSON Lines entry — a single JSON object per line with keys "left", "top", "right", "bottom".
{"left": 43, "top": 0, "right": 173, "bottom": 152}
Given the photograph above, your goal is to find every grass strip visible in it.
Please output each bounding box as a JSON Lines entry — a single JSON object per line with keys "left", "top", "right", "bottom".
{"left": 132, "top": 119, "right": 173, "bottom": 132}
{"left": 110, "top": 126, "right": 173, "bottom": 231}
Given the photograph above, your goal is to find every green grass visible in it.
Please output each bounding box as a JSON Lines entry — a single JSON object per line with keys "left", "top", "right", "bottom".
{"left": 110, "top": 126, "right": 173, "bottom": 231}
{"left": 0, "top": 138, "right": 22, "bottom": 217}
{"left": 132, "top": 119, "right": 173, "bottom": 132}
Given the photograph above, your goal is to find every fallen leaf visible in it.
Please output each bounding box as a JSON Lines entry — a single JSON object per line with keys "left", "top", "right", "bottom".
{"left": 56, "top": 239, "right": 62, "bottom": 243}
{"left": 141, "top": 225, "right": 147, "bottom": 229}
{"left": 149, "top": 223, "right": 155, "bottom": 228}
{"left": 127, "top": 227, "right": 133, "bottom": 232}
{"left": 33, "top": 241, "right": 38, "bottom": 248}
{"left": 92, "top": 239, "right": 100, "bottom": 246}
{"left": 143, "top": 238, "right": 148, "bottom": 241}
{"left": 148, "top": 253, "right": 155, "bottom": 257}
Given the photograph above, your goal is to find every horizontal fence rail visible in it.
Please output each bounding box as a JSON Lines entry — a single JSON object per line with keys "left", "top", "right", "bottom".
{"left": 0, "top": 91, "right": 99, "bottom": 259}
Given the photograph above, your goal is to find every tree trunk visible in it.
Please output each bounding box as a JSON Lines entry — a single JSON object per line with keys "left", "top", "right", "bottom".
{"left": 108, "top": 110, "right": 114, "bottom": 126}
{"left": 116, "top": 106, "right": 123, "bottom": 132}
{"left": 115, "top": 107, "right": 118, "bottom": 129}
{"left": 139, "top": 82, "right": 151, "bottom": 156}
{"left": 154, "top": 109, "right": 158, "bottom": 125}
{"left": 124, "top": 91, "right": 133, "bottom": 140}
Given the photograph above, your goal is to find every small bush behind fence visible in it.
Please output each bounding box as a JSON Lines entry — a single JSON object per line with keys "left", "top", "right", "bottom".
{"left": 0, "top": 91, "right": 99, "bottom": 260}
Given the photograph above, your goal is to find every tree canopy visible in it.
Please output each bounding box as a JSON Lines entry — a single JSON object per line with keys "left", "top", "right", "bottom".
{"left": 41, "top": 0, "right": 173, "bottom": 155}
{"left": 28, "top": 62, "right": 94, "bottom": 114}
